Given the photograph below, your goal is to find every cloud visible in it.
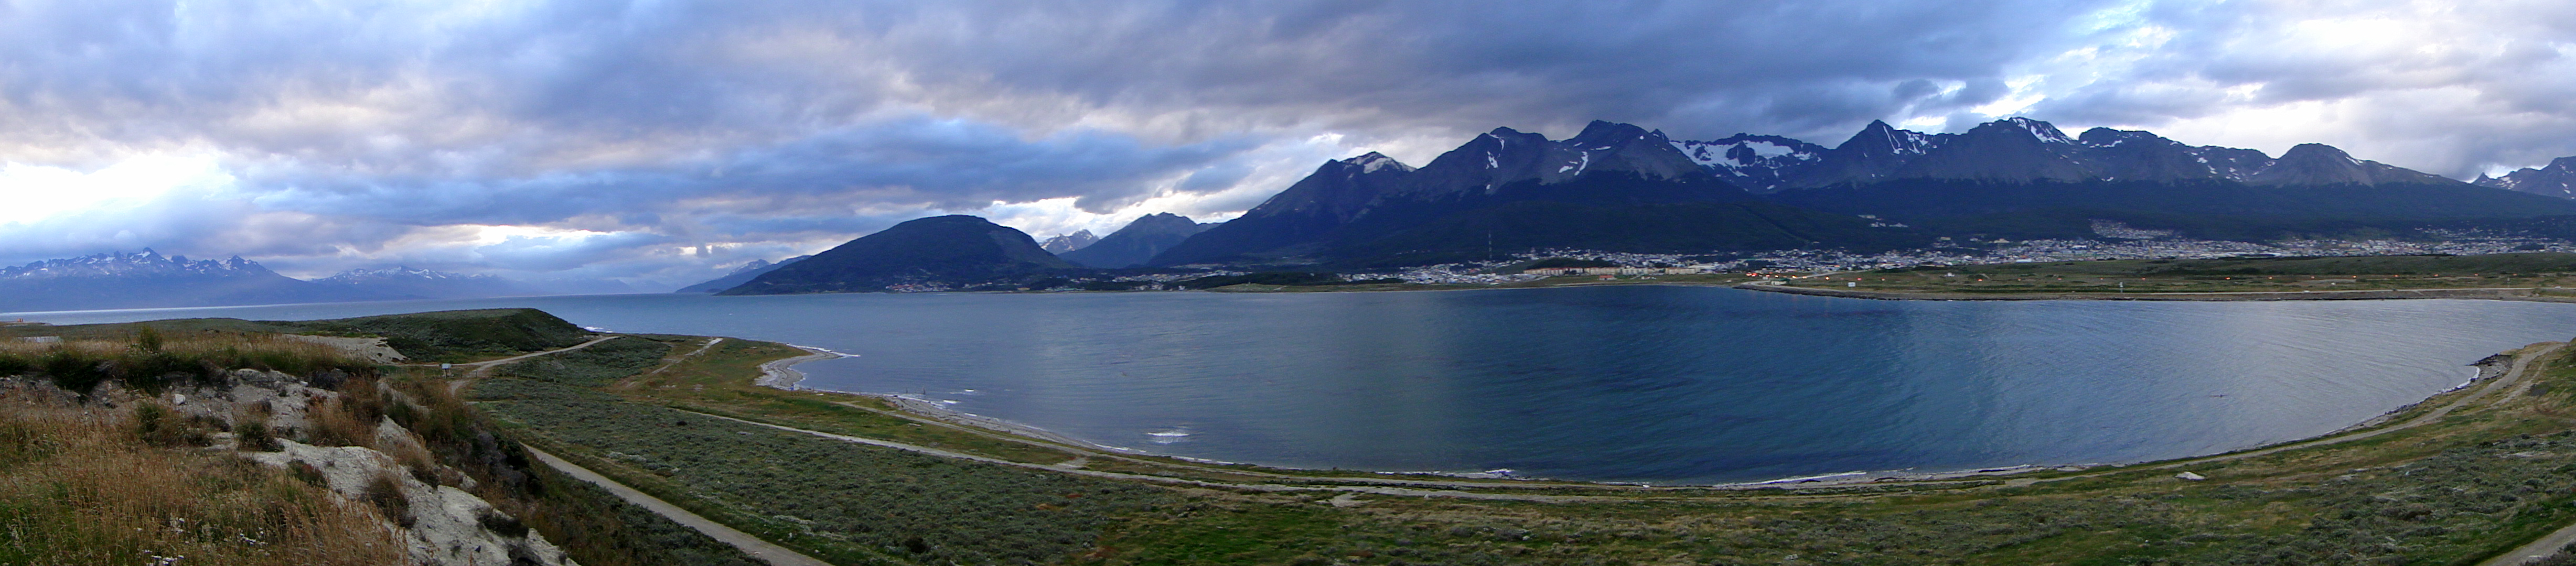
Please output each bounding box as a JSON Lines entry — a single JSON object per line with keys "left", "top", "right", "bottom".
{"left": 5, "top": 0, "right": 2576, "bottom": 288}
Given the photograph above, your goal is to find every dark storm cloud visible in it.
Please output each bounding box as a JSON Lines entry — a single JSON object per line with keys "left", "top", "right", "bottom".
{"left": 17, "top": 0, "right": 2576, "bottom": 286}
{"left": 252, "top": 116, "right": 1255, "bottom": 227}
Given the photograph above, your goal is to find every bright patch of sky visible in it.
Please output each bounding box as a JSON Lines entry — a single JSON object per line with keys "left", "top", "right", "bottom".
{"left": 0, "top": 156, "right": 236, "bottom": 225}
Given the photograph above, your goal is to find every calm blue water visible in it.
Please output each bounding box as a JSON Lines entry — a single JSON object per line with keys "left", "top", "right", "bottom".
{"left": 12, "top": 287, "right": 2576, "bottom": 484}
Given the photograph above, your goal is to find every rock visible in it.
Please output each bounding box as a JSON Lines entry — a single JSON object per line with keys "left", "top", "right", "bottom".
{"left": 247, "top": 440, "right": 577, "bottom": 566}
{"left": 2175, "top": 471, "right": 2207, "bottom": 481}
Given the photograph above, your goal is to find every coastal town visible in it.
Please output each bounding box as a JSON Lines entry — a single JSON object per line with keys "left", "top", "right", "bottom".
{"left": 1369, "top": 231, "right": 2576, "bottom": 285}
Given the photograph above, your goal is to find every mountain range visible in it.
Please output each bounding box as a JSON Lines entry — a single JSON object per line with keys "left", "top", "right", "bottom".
{"left": 1143, "top": 117, "right": 2576, "bottom": 267}
{"left": 2478, "top": 158, "right": 2576, "bottom": 199}
{"left": 645, "top": 116, "right": 2576, "bottom": 295}
{"left": 1055, "top": 213, "right": 1213, "bottom": 268}
{"left": 1039, "top": 231, "right": 1099, "bottom": 254}
{"left": 674, "top": 256, "right": 811, "bottom": 293}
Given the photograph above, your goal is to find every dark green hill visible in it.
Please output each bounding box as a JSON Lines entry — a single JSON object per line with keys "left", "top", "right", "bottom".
{"left": 0, "top": 308, "right": 592, "bottom": 362}
{"left": 720, "top": 215, "right": 1080, "bottom": 294}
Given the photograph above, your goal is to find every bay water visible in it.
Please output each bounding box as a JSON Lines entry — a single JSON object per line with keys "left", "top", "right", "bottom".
{"left": 14, "top": 286, "right": 2576, "bottom": 484}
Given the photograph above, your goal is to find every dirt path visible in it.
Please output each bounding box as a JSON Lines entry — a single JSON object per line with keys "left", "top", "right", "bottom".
{"left": 2486, "top": 526, "right": 2576, "bottom": 566}
{"left": 641, "top": 337, "right": 724, "bottom": 377}
{"left": 525, "top": 447, "right": 831, "bottom": 566}
{"left": 441, "top": 335, "right": 624, "bottom": 396}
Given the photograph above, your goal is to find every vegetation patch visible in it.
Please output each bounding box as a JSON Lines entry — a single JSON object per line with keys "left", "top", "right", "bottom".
{"left": 497, "top": 335, "right": 673, "bottom": 386}
{"left": 476, "top": 378, "right": 1178, "bottom": 565}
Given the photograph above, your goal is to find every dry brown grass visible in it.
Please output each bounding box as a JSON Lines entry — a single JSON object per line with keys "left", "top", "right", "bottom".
{"left": 0, "top": 390, "right": 404, "bottom": 565}
{"left": 0, "top": 332, "right": 357, "bottom": 363}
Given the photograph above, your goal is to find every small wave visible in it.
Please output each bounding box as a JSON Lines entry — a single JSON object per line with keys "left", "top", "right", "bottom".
{"left": 781, "top": 343, "right": 860, "bottom": 357}
{"left": 1146, "top": 428, "right": 1191, "bottom": 444}
{"left": 1738, "top": 471, "right": 1870, "bottom": 485}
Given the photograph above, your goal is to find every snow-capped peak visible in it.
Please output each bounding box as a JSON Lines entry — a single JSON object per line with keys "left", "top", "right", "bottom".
{"left": 2002, "top": 117, "right": 2076, "bottom": 145}
{"left": 0, "top": 250, "right": 272, "bottom": 280}
{"left": 319, "top": 266, "right": 492, "bottom": 283}
{"left": 1670, "top": 136, "right": 1823, "bottom": 170}
{"left": 1344, "top": 151, "right": 1414, "bottom": 173}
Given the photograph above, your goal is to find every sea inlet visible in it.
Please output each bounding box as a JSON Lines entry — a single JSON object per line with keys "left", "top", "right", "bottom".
{"left": 19, "top": 285, "right": 2576, "bottom": 484}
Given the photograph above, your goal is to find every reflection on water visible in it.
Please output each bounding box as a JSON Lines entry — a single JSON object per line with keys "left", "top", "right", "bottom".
{"left": 18, "top": 287, "right": 2576, "bottom": 483}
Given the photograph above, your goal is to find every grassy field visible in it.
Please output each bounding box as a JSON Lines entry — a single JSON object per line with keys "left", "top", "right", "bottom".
{"left": 442, "top": 318, "right": 2576, "bottom": 564}
{"left": 1794, "top": 253, "right": 2576, "bottom": 296}
{"left": 22, "top": 307, "right": 2576, "bottom": 564}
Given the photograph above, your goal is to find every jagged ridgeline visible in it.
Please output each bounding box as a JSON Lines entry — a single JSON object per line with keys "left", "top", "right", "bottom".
{"left": 1146, "top": 118, "right": 2576, "bottom": 267}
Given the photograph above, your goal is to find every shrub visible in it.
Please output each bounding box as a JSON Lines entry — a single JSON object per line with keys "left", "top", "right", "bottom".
{"left": 362, "top": 473, "right": 413, "bottom": 528}
{"left": 132, "top": 402, "right": 195, "bottom": 448}
{"left": 235, "top": 419, "right": 280, "bottom": 452}
{"left": 479, "top": 509, "right": 529, "bottom": 538}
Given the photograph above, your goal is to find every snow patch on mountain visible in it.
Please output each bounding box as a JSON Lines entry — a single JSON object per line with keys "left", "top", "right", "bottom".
{"left": 0, "top": 249, "right": 270, "bottom": 280}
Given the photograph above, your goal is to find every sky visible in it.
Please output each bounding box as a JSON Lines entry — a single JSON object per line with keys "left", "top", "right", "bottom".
{"left": 6, "top": 0, "right": 2576, "bottom": 289}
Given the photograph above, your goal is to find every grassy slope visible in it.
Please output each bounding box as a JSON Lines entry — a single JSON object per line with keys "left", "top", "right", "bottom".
{"left": 0, "top": 311, "right": 757, "bottom": 566}
{"left": 465, "top": 326, "right": 2576, "bottom": 565}
{"left": 0, "top": 308, "right": 594, "bottom": 363}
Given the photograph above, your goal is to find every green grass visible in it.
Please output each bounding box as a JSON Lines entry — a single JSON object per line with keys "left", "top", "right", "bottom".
{"left": 497, "top": 335, "right": 673, "bottom": 385}
{"left": 475, "top": 378, "right": 1178, "bottom": 565}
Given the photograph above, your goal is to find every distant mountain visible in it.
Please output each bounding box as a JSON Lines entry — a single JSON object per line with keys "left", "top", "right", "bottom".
{"left": 518, "top": 277, "right": 639, "bottom": 296}
{"left": 674, "top": 255, "right": 810, "bottom": 293}
{"left": 2477, "top": 157, "right": 2576, "bottom": 199}
{"left": 1055, "top": 213, "right": 1211, "bottom": 268}
{"left": 1679, "top": 117, "right": 2468, "bottom": 190}
{"left": 0, "top": 250, "right": 388, "bottom": 312}
{"left": 1039, "top": 231, "right": 1099, "bottom": 254}
{"left": 719, "top": 215, "right": 1081, "bottom": 295}
{"left": 1150, "top": 121, "right": 1899, "bottom": 266}
{"left": 1140, "top": 116, "right": 2576, "bottom": 267}
{"left": 311, "top": 267, "right": 539, "bottom": 299}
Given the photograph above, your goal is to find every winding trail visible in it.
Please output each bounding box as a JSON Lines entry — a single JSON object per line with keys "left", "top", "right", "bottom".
{"left": 436, "top": 335, "right": 622, "bottom": 395}
{"left": 526, "top": 447, "right": 831, "bottom": 566}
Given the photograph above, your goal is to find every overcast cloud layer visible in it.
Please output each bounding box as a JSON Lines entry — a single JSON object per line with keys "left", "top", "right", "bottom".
{"left": 5, "top": 0, "right": 2576, "bottom": 288}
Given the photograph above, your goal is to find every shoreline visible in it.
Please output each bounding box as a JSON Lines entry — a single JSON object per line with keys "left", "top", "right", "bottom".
{"left": 749, "top": 346, "right": 2526, "bottom": 490}
{"left": 1734, "top": 282, "right": 2576, "bottom": 302}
